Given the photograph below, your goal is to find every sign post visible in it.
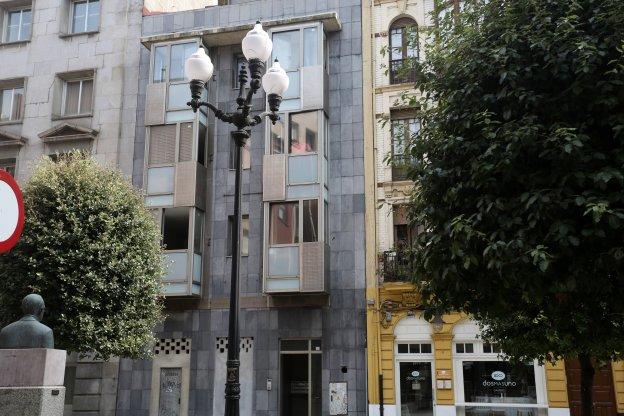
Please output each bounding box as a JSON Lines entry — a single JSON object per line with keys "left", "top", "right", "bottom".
{"left": 0, "top": 170, "right": 25, "bottom": 253}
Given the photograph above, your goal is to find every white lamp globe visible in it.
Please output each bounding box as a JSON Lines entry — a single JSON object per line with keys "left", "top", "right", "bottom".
{"left": 262, "top": 59, "right": 289, "bottom": 96}
{"left": 184, "top": 47, "right": 214, "bottom": 82}
{"left": 242, "top": 21, "right": 273, "bottom": 62}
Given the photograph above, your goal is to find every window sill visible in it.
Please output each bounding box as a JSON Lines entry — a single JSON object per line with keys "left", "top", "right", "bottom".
{"left": 0, "top": 119, "right": 23, "bottom": 126}
{"left": 59, "top": 30, "right": 99, "bottom": 39}
{"left": 0, "top": 40, "right": 30, "bottom": 47}
{"left": 226, "top": 254, "right": 249, "bottom": 258}
{"left": 51, "top": 113, "right": 93, "bottom": 121}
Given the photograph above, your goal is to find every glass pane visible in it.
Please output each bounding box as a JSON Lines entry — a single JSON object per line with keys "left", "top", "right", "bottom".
{"left": 288, "top": 154, "right": 317, "bottom": 184}
{"left": 283, "top": 71, "right": 300, "bottom": 99}
{"left": 462, "top": 361, "right": 537, "bottom": 404}
{"left": 289, "top": 111, "right": 318, "bottom": 153}
{"left": 147, "top": 167, "right": 175, "bottom": 195}
{"left": 270, "top": 119, "right": 285, "bottom": 154}
{"left": 269, "top": 202, "right": 299, "bottom": 245}
{"left": 421, "top": 343, "right": 432, "bottom": 354}
{"left": 268, "top": 246, "right": 299, "bottom": 276}
{"left": 399, "top": 362, "right": 433, "bottom": 416}
{"left": 324, "top": 200, "right": 329, "bottom": 242}
{"left": 242, "top": 139, "right": 250, "bottom": 170}
{"left": 146, "top": 195, "right": 174, "bottom": 207}
{"left": 465, "top": 407, "right": 543, "bottom": 416}
{"left": 193, "top": 209, "right": 203, "bottom": 255}
{"left": 1, "top": 89, "right": 12, "bottom": 121}
{"left": 241, "top": 216, "right": 249, "bottom": 256}
{"left": 302, "top": 199, "right": 318, "bottom": 242}
{"left": 303, "top": 27, "right": 318, "bottom": 66}
{"left": 79, "top": 80, "right": 93, "bottom": 114}
{"left": 154, "top": 46, "right": 167, "bottom": 83}
{"left": 64, "top": 81, "right": 81, "bottom": 115}
{"left": 398, "top": 344, "right": 408, "bottom": 354}
{"left": 281, "top": 339, "right": 308, "bottom": 351}
{"left": 390, "top": 28, "right": 404, "bottom": 60}
{"left": 287, "top": 184, "right": 318, "bottom": 199}
{"left": 167, "top": 83, "right": 189, "bottom": 109}
{"left": 311, "top": 353, "right": 322, "bottom": 415}
{"left": 197, "top": 123, "right": 206, "bottom": 165}
{"left": 280, "top": 98, "right": 301, "bottom": 111}
{"left": 158, "top": 367, "right": 182, "bottom": 416}
{"left": 192, "top": 253, "right": 201, "bottom": 283}
{"left": 20, "top": 10, "right": 31, "bottom": 40}
{"left": 72, "top": 1, "right": 87, "bottom": 33}
{"left": 86, "top": 0, "right": 99, "bottom": 32}
{"left": 456, "top": 344, "right": 464, "bottom": 353}
{"left": 7, "top": 11, "right": 20, "bottom": 41}
{"left": 465, "top": 343, "right": 474, "bottom": 353}
{"left": 165, "top": 110, "right": 194, "bottom": 123}
{"left": 272, "top": 30, "right": 300, "bottom": 70}
{"left": 170, "top": 42, "right": 196, "bottom": 82}
{"left": 311, "top": 339, "right": 321, "bottom": 351}
{"left": 266, "top": 277, "right": 299, "bottom": 292}
{"left": 162, "top": 208, "right": 189, "bottom": 250}
{"left": 409, "top": 344, "right": 420, "bottom": 353}
{"left": 163, "top": 252, "right": 187, "bottom": 280}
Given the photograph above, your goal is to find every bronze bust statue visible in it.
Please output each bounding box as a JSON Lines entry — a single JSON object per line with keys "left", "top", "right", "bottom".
{"left": 0, "top": 294, "right": 54, "bottom": 349}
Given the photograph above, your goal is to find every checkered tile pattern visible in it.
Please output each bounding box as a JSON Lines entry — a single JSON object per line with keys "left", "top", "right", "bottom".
{"left": 154, "top": 338, "right": 191, "bottom": 355}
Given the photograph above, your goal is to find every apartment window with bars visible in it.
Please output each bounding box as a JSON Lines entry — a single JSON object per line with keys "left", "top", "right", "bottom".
{"left": 62, "top": 78, "right": 93, "bottom": 116}
{"left": 71, "top": 0, "right": 99, "bottom": 34}
{"left": 389, "top": 17, "right": 418, "bottom": 84}
{"left": 0, "top": 84, "right": 24, "bottom": 122}
{"left": 5, "top": 8, "right": 31, "bottom": 42}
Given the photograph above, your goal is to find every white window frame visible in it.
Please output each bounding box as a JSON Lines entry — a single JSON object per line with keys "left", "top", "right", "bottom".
{"left": 4, "top": 7, "right": 31, "bottom": 43}
{"left": 70, "top": 0, "right": 99, "bottom": 34}
{"left": 394, "top": 330, "right": 436, "bottom": 415}
{"left": 452, "top": 336, "right": 549, "bottom": 415}
{"left": 61, "top": 77, "right": 93, "bottom": 116}
{"left": 0, "top": 85, "right": 24, "bottom": 122}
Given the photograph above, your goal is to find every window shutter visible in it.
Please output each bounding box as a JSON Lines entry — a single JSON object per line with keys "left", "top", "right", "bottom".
{"left": 149, "top": 125, "right": 176, "bottom": 165}
{"left": 178, "top": 122, "right": 193, "bottom": 162}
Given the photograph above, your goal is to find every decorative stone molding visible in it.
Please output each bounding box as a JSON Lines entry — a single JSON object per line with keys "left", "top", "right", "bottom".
{"left": 38, "top": 123, "right": 98, "bottom": 143}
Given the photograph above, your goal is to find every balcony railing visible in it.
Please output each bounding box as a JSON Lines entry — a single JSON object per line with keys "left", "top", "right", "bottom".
{"left": 390, "top": 58, "right": 417, "bottom": 84}
{"left": 380, "top": 249, "right": 415, "bottom": 283}
{"left": 391, "top": 155, "right": 412, "bottom": 181}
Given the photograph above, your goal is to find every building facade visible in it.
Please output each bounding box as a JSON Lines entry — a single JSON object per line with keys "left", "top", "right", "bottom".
{"left": 0, "top": 0, "right": 143, "bottom": 414}
{"left": 117, "top": 1, "right": 368, "bottom": 416}
{"left": 362, "top": 2, "right": 624, "bottom": 416}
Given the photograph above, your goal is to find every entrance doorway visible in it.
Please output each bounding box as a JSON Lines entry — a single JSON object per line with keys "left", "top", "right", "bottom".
{"left": 280, "top": 339, "right": 322, "bottom": 416}
{"left": 398, "top": 361, "right": 434, "bottom": 416}
{"left": 565, "top": 360, "right": 617, "bottom": 416}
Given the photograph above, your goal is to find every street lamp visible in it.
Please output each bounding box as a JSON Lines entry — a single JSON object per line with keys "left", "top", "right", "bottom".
{"left": 184, "top": 21, "right": 288, "bottom": 416}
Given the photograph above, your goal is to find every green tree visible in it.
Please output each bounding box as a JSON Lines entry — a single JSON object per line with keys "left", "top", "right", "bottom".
{"left": 0, "top": 153, "right": 164, "bottom": 359}
{"left": 405, "top": 1, "right": 624, "bottom": 415}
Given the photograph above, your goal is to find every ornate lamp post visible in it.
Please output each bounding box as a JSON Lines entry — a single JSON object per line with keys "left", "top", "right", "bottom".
{"left": 184, "top": 21, "right": 289, "bottom": 416}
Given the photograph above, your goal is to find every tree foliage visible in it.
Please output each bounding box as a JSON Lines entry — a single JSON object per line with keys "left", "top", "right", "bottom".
{"left": 0, "top": 154, "right": 164, "bottom": 359}
{"left": 407, "top": 0, "right": 624, "bottom": 365}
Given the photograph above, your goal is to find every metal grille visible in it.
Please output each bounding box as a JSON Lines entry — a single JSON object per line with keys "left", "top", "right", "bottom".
{"left": 389, "top": 59, "right": 417, "bottom": 85}
{"left": 215, "top": 337, "right": 254, "bottom": 355}
{"left": 149, "top": 125, "right": 176, "bottom": 165}
{"left": 301, "top": 241, "right": 324, "bottom": 292}
{"left": 178, "top": 122, "right": 193, "bottom": 162}
{"left": 154, "top": 338, "right": 191, "bottom": 355}
{"left": 262, "top": 154, "right": 286, "bottom": 201}
{"left": 380, "top": 250, "right": 414, "bottom": 282}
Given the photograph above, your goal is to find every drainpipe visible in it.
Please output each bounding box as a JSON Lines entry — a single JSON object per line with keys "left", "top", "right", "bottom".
{"left": 379, "top": 374, "right": 384, "bottom": 416}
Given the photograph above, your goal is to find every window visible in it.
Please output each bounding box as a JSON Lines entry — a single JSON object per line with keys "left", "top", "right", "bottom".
{"left": 162, "top": 207, "right": 189, "bottom": 250}
{"left": 62, "top": 78, "right": 94, "bottom": 116}
{"left": 0, "top": 158, "right": 16, "bottom": 176}
{"left": 0, "top": 85, "right": 24, "bottom": 122}
{"left": 152, "top": 42, "right": 196, "bottom": 83}
{"left": 389, "top": 18, "right": 418, "bottom": 84}
{"left": 393, "top": 206, "right": 421, "bottom": 248}
{"left": 456, "top": 343, "right": 474, "bottom": 354}
{"left": 227, "top": 215, "right": 249, "bottom": 256}
{"left": 5, "top": 8, "right": 31, "bottom": 42}
{"left": 390, "top": 115, "right": 419, "bottom": 181}
{"left": 270, "top": 119, "right": 285, "bottom": 154}
{"left": 289, "top": 111, "right": 318, "bottom": 154}
{"left": 397, "top": 343, "right": 432, "bottom": 354}
{"left": 270, "top": 202, "right": 299, "bottom": 245}
{"left": 483, "top": 342, "right": 503, "bottom": 354}
{"left": 71, "top": 0, "right": 99, "bottom": 34}
{"left": 271, "top": 24, "right": 322, "bottom": 109}
{"left": 302, "top": 199, "right": 318, "bottom": 242}
{"left": 229, "top": 135, "right": 250, "bottom": 170}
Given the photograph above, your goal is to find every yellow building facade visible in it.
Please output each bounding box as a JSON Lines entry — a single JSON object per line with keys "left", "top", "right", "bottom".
{"left": 361, "top": 1, "right": 624, "bottom": 416}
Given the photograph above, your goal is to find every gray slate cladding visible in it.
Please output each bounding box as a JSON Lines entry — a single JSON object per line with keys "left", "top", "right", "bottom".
{"left": 123, "top": 1, "right": 365, "bottom": 415}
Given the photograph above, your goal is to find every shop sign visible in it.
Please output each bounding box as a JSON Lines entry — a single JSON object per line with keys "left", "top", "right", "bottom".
{"left": 0, "top": 171, "right": 25, "bottom": 254}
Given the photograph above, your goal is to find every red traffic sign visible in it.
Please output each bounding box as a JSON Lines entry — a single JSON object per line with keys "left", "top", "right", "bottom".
{"left": 0, "top": 170, "right": 25, "bottom": 253}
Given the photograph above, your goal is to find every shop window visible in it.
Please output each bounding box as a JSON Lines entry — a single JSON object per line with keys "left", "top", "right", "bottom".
{"left": 389, "top": 17, "right": 418, "bottom": 84}
{"left": 71, "top": 0, "right": 99, "bottom": 34}
{"left": 0, "top": 158, "right": 16, "bottom": 176}
{"left": 270, "top": 119, "right": 285, "bottom": 154}
{"left": 62, "top": 78, "right": 94, "bottom": 116}
{"left": 162, "top": 207, "right": 189, "bottom": 250}
{"left": 5, "top": 8, "right": 31, "bottom": 42}
{"left": 462, "top": 361, "right": 537, "bottom": 404}
{"left": 280, "top": 339, "right": 322, "bottom": 416}
{"left": 0, "top": 83, "right": 24, "bottom": 122}
{"left": 228, "top": 134, "right": 250, "bottom": 170}
{"left": 227, "top": 215, "right": 249, "bottom": 257}
{"left": 456, "top": 343, "right": 474, "bottom": 354}
{"left": 397, "top": 343, "right": 432, "bottom": 354}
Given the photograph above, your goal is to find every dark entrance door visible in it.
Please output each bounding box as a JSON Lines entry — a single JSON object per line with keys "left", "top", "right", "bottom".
{"left": 565, "top": 360, "right": 617, "bottom": 416}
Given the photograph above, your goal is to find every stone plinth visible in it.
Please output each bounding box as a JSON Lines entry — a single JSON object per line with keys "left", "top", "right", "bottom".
{"left": 0, "top": 349, "right": 66, "bottom": 416}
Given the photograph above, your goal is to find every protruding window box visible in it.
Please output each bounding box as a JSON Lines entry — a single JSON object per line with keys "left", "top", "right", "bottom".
{"left": 162, "top": 250, "right": 202, "bottom": 297}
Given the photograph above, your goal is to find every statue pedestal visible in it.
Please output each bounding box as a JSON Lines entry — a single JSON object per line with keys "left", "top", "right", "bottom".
{"left": 0, "top": 349, "right": 66, "bottom": 416}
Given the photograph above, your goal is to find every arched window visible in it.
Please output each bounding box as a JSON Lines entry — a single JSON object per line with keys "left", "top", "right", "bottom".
{"left": 389, "top": 17, "right": 418, "bottom": 84}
